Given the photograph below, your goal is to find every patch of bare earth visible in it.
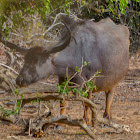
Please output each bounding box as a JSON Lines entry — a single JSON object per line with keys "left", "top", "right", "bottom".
{"left": 0, "top": 52, "right": 139, "bottom": 140}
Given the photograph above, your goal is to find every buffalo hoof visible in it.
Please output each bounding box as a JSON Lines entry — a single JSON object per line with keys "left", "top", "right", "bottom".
{"left": 103, "top": 112, "right": 112, "bottom": 119}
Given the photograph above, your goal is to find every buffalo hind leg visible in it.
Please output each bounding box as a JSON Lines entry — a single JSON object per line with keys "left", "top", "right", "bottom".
{"left": 84, "top": 92, "right": 92, "bottom": 126}
{"left": 103, "top": 88, "right": 115, "bottom": 119}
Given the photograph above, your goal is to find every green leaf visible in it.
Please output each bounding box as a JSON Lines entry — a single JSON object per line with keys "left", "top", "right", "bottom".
{"left": 16, "top": 99, "right": 21, "bottom": 107}
{"left": 72, "top": 88, "right": 78, "bottom": 93}
{"left": 82, "top": 92, "right": 88, "bottom": 97}
{"left": 75, "top": 66, "right": 80, "bottom": 73}
{"left": 14, "top": 89, "right": 20, "bottom": 96}
{"left": 93, "top": 85, "right": 98, "bottom": 91}
{"left": 21, "top": 93, "right": 23, "bottom": 99}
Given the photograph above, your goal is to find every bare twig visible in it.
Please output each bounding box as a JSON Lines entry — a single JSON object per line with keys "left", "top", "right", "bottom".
{"left": 43, "top": 22, "right": 63, "bottom": 38}
{"left": 0, "top": 63, "right": 19, "bottom": 75}
{"left": 5, "top": 52, "right": 15, "bottom": 67}
{"left": 43, "top": 13, "right": 67, "bottom": 38}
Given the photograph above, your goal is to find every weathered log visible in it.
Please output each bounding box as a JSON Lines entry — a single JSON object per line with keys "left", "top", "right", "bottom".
{"left": 96, "top": 117, "right": 130, "bottom": 133}
{"left": 0, "top": 112, "right": 16, "bottom": 123}
{"left": 18, "top": 84, "right": 58, "bottom": 94}
{"left": 29, "top": 115, "right": 97, "bottom": 139}
{"left": 21, "top": 94, "right": 130, "bottom": 137}
{"left": 21, "top": 94, "right": 97, "bottom": 109}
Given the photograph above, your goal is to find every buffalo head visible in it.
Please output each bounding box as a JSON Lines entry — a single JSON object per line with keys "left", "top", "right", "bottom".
{"left": 15, "top": 18, "right": 72, "bottom": 87}
{"left": 16, "top": 47, "right": 51, "bottom": 86}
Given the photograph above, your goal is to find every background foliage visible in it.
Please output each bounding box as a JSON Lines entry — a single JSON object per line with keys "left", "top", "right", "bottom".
{"left": 0, "top": 0, "right": 140, "bottom": 52}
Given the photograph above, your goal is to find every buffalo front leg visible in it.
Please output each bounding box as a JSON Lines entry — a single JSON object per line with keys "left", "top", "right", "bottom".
{"left": 103, "top": 88, "right": 115, "bottom": 119}
{"left": 59, "top": 77, "right": 67, "bottom": 116}
{"left": 83, "top": 92, "right": 92, "bottom": 126}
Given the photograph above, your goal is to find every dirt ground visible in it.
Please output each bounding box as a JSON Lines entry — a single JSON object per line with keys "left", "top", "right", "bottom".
{"left": 0, "top": 51, "right": 139, "bottom": 140}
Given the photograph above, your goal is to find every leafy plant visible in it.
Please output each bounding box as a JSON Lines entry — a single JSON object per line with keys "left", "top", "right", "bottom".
{"left": 0, "top": 89, "right": 24, "bottom": 117}
{"left": 57, "top": 62, "right": 100, "bottom": 98}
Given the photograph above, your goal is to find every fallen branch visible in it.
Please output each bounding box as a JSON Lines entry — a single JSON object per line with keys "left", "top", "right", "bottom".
{"left": 18, "top": 84, "right": 58, "bottom": 94}
{"left": 0, "top": 110, "right": 16, "bottom": 123}
{"left": 29, "top": 115, "right": 97, "bottom": 139}
{"left": 96, "top": 117, "right": 130, "bottom": 133}
{"left": 21, "top": 93, "right": 130, "bottom": 137}
{"left": 0, "top": 66, "right": 17, "bottom": 92}
{"left": 21, "top": 94, "right": 97, "bottom": 109}
{"left": 0, "top": 89, "right": 130, "bottom": 139}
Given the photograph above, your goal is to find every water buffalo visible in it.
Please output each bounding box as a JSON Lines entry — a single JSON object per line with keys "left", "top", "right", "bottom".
{"left": 0, "top": 15, "right": 130, "bottom": 125}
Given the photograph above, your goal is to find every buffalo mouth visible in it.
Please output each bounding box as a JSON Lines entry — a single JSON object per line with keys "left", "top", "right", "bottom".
{"left": 16, "top": 76, "right": 29, "bottom": 87}
{"left": 16, "top": 79, "right": 28, "bottom": 88}
{"left": 16, "top": 76, "right": 39, "bottom": 87}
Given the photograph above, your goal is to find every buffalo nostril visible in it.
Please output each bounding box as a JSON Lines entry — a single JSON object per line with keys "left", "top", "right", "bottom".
{"left": 16, "top": 76, "right": 24, "bottom": 86}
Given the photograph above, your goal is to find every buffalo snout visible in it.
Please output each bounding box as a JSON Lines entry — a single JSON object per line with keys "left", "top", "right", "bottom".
{"left": 16, "top": 76, "right": 27, "bottom": 87}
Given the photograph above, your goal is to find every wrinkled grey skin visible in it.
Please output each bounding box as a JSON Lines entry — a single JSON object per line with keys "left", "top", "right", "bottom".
{"left": 16, "top": 16, "right": 130, "bottom": 119}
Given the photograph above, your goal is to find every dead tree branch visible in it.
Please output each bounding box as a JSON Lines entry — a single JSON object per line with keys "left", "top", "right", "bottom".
{"left": 0, "top": 63, "right": 18, "bottom": 75}
{"left": 0, "top": 65, "right": 17, "bottom": 92}
{"left": 22, "top": 94, "right": 130, "bottom": 139}
{"left": 0, "top": 112, "right": 16, "bottom": 123}
{"left": 21, "top": 94, "right": 97, "bottom": 109}
{"left": 91, "top": 108, "right": 130, "bottom": 133}
{"left": 30, "top": 115, "right": 97, "bottom": 139}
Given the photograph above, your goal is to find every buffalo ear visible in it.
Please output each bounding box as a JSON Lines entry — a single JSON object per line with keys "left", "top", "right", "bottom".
{"left": 61, "top": 15, "right": 76, "bottom": 26}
